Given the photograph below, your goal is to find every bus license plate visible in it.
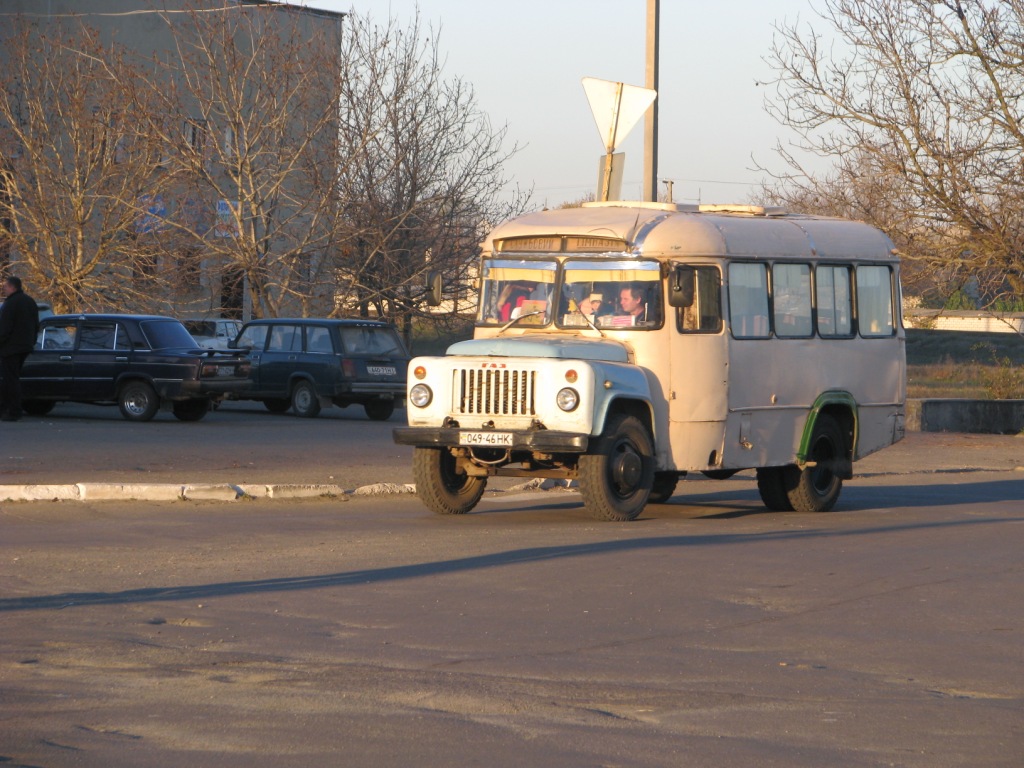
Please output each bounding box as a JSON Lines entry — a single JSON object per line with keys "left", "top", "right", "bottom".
{"left": 459, "top": 431, "right": 513, "bottom": 447}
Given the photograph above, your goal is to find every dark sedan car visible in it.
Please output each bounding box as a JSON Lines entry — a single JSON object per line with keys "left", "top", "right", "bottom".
{"left": 16, "top": 314, "right": 251, "bottom": 421}
{"left": 228, "top": 318, "right": 408, "bottom": 420}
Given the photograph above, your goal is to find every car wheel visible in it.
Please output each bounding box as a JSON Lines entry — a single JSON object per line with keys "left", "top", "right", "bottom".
{"left": 172, "top": 398, "right": 209, "bottom": 422}
{"left": 291, "top": 380, "right": 321, "bottom": 418}
{"left": 412, "top": 446, "right": 487, "bottom": 515}
{"left": 22, "top": 400, "right": 56, "bottom": 416}
{"left": 263, "top": 398, "right": 290, "bottom": 413}
{"left": 578, "top": 414, "right": 654, "bottom": 521}
{"left": 118, "top": 381, "right": 160, "bottom": 422}
{"left": 364, "top": 400, "right": 395, "bottom": 421}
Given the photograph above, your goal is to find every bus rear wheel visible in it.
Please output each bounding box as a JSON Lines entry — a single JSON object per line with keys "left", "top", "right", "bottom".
{"left": 413, "top": 447, "right": 487, "bottom": 515}
{"left": 756, "top": 466, "right": 796, "bottom": 511}
{"left": 578, "top": 414, "right": 654, "bottom": 521}
{"left": 787, "top": 414, "right": 847, "bottom": 513}
{"left": 648, "top": 471, "right": 679, "bottom": 504}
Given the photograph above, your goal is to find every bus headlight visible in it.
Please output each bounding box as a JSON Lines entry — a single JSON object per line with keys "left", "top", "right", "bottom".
{"left": 556, "top": 387, "right": 579, "bottom": 412}
{"left": 409, "top": 383, "right": 432, "bottom": 408}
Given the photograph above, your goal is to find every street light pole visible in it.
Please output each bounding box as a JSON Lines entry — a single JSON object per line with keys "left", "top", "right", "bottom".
{"left": 643, "top": 0, "right": 659, "bottom": 202}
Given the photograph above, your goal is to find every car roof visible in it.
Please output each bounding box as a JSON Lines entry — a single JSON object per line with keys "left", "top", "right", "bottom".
{"left": 241, "top": 317, "right": 393, "bottom": 328}
{"left": 45, "top": 314, "right": 180, "bottom": 322}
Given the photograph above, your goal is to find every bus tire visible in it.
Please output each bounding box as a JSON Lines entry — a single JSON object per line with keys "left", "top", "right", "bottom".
{"left": 756, "top": 466, "right": 796, "bottom": 511}
{"left": 648, "top": 471, "right": 679, "bottom": 504}
{"left": 787, "top": 414, "right": 846, "bottom": 512}
{"left": 413, "top": 447, "right": 486, "bottom": 515}
{"left": 578, "top": 414, "right": 654, "bottom": 521}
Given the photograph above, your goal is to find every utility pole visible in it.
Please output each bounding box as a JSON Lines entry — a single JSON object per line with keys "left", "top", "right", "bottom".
{"left": 643, "top": 0, "right": 659, "bottom": 202}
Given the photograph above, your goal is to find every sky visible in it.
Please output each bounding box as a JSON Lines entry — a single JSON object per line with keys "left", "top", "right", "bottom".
{"left": 304, "top": 0, "right": 828, "bottom": 209}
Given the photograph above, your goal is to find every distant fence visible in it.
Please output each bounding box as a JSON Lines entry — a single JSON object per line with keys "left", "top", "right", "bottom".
{"left": 904, "top": 309, "right": 1024, "bottom": 333}
{"left": 906, "top": 398, "right": 1024, "bottom": 434}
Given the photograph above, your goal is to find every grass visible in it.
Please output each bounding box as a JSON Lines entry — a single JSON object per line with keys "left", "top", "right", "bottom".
{"left": 906, "top": 329, "right": 1024, "bottom": 399}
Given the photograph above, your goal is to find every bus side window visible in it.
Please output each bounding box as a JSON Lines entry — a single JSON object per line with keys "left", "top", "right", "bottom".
{"left": 816, "top": 265, "right": 853, "bottom": 337}
{"left": 676, "top": 266, "right": 722, "bottom": 333}
{"left": 856, "top": 265, "right": 895, "bottom": 337}
{"left": 772, "top": 263, "right": 812, "bottom": 338}
{"left": 728, "top": 263, "right": 770, "bottom": 338}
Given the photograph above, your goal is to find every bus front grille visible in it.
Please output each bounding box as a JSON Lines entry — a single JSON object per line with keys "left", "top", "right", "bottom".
{"left": 454, "top": 368, "right": 536, "bottom": 417}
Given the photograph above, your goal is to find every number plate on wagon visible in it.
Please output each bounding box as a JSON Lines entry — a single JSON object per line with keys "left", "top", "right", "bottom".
{"left": 459, "top": 431, "right": 513, "bottom": 447}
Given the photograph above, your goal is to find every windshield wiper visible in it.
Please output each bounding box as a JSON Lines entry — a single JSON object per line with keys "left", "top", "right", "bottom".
{"left": 578, "top": 312, "right": 606, "bottom": 337}
{"left": 496, "top": 310, "right": 545, "bottom": 335}
{"left": 497, "top": 309, "right": 606, "bottom": 338}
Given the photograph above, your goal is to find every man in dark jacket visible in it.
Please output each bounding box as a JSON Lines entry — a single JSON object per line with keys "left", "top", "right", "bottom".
{"left": 0, "top": 276, "right": 40, "bottom": 421}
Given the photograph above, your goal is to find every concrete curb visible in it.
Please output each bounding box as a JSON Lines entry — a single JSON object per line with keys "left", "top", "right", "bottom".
{"left": 3, "top": 468, "right": 1020, "bottom": 504}
{"left": 0, "top": 482, "right": 356, "bottom": 503}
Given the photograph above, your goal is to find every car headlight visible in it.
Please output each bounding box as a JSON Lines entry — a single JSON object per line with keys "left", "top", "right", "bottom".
{"left": 409, "top": 383, "right": 433, "bottom": 408}
{"left": 556, "top": 387, "right": 579, "bottom": 412}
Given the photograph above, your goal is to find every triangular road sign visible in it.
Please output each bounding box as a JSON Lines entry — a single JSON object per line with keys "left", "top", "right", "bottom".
{"left": 582, "top": 76, "right": 657, "bottom": 153}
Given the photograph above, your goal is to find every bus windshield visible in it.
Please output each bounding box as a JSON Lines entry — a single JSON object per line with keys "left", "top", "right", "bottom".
{"left": 478, "top": 259, "right": 558, "bottom": 326}
{"left": 477, "top": 258, "right": 663, "bottom": 329}
{"left": 558, "top": 259, "right": 662, "bottom": 328}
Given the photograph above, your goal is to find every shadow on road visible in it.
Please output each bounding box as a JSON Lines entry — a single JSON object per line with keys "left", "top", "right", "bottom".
{"left": 660, "top": 476, "right": 1024, "bottom": 517}
{"left": 3, "top": 510, "right": 1021, "bottom": 613}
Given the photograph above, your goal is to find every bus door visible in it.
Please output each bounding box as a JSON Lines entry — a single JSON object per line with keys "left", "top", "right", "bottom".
{"left": 667, "top": 264, "right": 729, "bottom": 470}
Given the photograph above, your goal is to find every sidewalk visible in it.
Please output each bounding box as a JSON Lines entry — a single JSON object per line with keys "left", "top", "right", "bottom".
{"left": 2, "top": 431, "right": 1021, "bottom": 503}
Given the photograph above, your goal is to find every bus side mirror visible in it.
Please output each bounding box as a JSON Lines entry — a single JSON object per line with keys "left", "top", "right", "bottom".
{"left": 425, "top": 271, "right": 443, "bottom": 307}
{"left": 668, "top": 266, "right": 695, "bottom": 308}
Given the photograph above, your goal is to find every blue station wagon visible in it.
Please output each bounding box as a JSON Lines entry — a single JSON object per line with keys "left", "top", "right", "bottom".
{"left": 229, "top": 318, "right": 409, "bottom": 420}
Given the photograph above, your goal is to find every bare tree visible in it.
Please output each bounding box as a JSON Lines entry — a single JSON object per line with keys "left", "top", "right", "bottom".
{"left": 333, "top": 12, "right": 528, "bottom": 342}
{"left": 145, "top": 2, "right": 347, "bottom": 319}
{"left": 0, "top": 20, "right": 172, "bottom": 313}
{"left": 763, "top": 0, "right": 1024, "bottom": 308}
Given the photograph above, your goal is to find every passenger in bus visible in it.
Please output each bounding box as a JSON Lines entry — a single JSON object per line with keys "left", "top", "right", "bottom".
{"left": 497, "top": 281, "right": 536, "bottom": 322}
{"left": 617, "top": 284, "right": 648, "bottom": 322}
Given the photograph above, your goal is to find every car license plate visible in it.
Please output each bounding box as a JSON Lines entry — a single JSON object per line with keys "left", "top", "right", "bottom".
{"left": 217, "top": 366, "right": 236, "bottom": 377}
{"left": 367, "top": 365, "right": 396, "bottom": 376}
{"left": 459, "top": 431, "right": 513, "bottom": 447}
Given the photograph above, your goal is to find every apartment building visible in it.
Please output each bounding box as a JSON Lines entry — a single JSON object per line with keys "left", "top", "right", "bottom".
{"left": 0, "top": 0, "right": 345, "bottom": 319}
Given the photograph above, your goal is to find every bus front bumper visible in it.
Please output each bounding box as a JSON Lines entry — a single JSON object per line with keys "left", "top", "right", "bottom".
{"left": 393, "top": 427, "right": 589, "bottom": 454}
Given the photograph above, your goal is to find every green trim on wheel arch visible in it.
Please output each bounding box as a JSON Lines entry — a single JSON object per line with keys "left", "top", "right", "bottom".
{"left": 797, "top": 391, "right": 857, "bottom": 463}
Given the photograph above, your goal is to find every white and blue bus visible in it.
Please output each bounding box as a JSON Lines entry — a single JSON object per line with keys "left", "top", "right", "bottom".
{"left": 395, "top": 201, "right": 906, "bottom": 521}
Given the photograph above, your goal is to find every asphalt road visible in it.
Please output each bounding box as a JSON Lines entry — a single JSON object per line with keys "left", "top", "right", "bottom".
{"left": 1, "top": 400, "right": 414, "bottom": 488}
{"left": 2, "top": 463, "right": 1023, "bottom": 767}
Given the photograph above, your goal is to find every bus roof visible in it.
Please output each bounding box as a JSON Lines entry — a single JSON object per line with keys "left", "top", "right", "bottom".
{"left": 485, "top": 201, "right": 898, "bottom": 263}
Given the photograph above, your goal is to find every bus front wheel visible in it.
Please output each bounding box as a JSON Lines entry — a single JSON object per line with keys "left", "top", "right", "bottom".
{"left": 578, "top": 414, "right": 654, "bottom": 521}
{"left": 787, "top": 413, "right": 846, "bottom": 512}
{"left": 413, "top": 447, "right": 487, "bottom": 515}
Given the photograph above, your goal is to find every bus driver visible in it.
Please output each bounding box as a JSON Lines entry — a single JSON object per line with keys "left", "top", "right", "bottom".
{"left": 618, "top": 284, "right": 647, "bottom": 321}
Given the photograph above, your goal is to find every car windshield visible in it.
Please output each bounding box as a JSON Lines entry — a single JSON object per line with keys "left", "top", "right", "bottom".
{"left": 339, "top": 327, "right": 406, "bottom": 356}
{"left": 558, "top": 259, "right": 663, "bottom": 328}
{"left": 140, "top": 319, "right": 200, "bottom": 349}
{"left": 477, "top": 259, "right": 559, "bottom": 326}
